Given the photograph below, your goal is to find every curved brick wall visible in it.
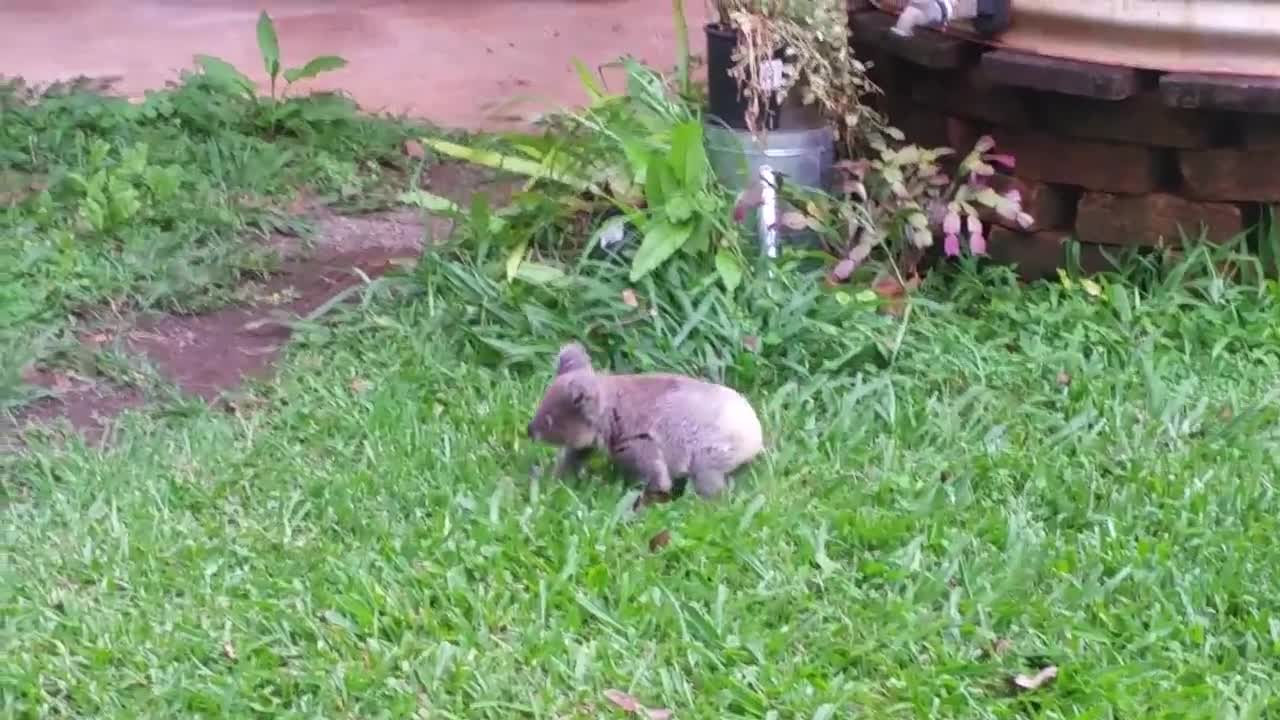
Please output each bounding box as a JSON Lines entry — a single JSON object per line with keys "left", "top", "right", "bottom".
{"left": 848, "top": 9, "right": 1280, "bottom": 279}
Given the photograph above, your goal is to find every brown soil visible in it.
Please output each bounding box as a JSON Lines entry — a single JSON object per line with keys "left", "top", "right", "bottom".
{"left": 4, "top": 163, "right": 520, "bottom": 450}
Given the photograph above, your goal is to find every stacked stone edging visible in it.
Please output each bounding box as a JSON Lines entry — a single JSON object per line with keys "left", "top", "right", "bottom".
{"left": 848, "top": 9, "right": 1280, "bottom": 279}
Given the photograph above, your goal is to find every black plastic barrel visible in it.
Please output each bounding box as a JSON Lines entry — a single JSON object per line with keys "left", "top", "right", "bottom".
{"left": 705, "top": 23, "right": 785, "bottom": 131}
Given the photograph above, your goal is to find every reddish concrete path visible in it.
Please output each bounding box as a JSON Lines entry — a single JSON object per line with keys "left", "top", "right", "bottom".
{"left": 0, "top": 0, "right": 708, "bottom": 130}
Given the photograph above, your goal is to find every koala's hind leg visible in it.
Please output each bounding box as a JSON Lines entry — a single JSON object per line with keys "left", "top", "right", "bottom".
{"left": 610, "top": 435, "right": 673, "bottom": 505}
{"left": 692, "top": 470, "right": 728, "bottom": 499}
{"left": 553, "top": 447, "right": 593, "bottom": 479}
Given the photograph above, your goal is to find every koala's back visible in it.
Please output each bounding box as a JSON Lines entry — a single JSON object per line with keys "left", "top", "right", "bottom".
{"left": 602, "top": 373, "right": 763, "bottom": 477}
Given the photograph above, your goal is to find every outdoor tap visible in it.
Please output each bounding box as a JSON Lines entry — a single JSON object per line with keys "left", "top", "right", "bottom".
{"left": 757, "top": 164, "right": 780, "bottom": 260}
{"left": 890, "top": 0, "right": 978, "bottom": 37}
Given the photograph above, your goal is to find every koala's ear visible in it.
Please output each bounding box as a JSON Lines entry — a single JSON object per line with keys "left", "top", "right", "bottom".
{"left": 556, "top": 342, "right": 593, "bottom": 376}
{"left": 565, "top": 374, "right": 601, "bottom": 418}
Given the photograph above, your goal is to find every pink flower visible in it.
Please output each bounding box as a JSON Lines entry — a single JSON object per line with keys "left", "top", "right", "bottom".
{"left": 968, "top": 228, "right": 987, "bottom": 255}
{"left": 943, "top": 209, "right": 962, "bottom": 236}
{"left": 944, "top": 233, "right": 961, "bottom": 257}
{"left": 966, "top": 213, "right": 983, "bottom": 236}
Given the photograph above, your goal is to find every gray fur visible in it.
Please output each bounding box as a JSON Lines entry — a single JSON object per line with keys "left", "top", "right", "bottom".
{"left": 527, "top": 342, "right": 764, "bottom": 504}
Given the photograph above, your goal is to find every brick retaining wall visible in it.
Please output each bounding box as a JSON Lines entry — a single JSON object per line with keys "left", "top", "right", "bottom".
{"left": 848, "top": 9, "right": 1279, "bottom": 279}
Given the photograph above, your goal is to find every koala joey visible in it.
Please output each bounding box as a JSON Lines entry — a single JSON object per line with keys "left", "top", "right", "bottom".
{"left": 526, "top": 342, "right": 764, "bottom": 504}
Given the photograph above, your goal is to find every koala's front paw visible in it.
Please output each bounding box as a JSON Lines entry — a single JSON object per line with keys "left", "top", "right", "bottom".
{"left": 553, "top": 447, "right": 593, "bottom": 479}
{"left": 633, "top": 488, "right": 674, "bottom": 511}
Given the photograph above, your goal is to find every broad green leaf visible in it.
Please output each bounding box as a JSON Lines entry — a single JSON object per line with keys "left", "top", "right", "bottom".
{"left": 422, "top": 137, "right": 591, "bottom": 190}
{"left": 194, "top": 55, "right": 256, "bottom": 97}
{"left": 644, "top": 149, "right": 667, "bottom": 211}
{"left": 398, "top": 189, "right": 461, "bottom": 214}
{"left": 619, "top": 137, "right": 651, "bottom": 186}
{"left": 715, "top": 249, "right": 743, "bottom": 292}
{"left": 283, "top": 55, "right": 348, "bottom": 84}
{"left": 504, "top": 239, "right": 527, "bottom": 282}
{"left": 468, "top": 193, "right": 493, "bottom": 241}
{"left": 664, "top": 196, "right": 694, "bottom": 223}
{"left": 514, "top": 262, "right": 567, "bottom": 286}
{"left": 682, "top": 215, "right": 711, "bottom": 255}
{"left": 669, "top": 119, "right": 707, "bottom": 189}
{"left": 398, "top": 189, "right": 508, "bottom": 234}
{"left": 256, "top": 11, "right": 281, "bottom": 81}
{"left": 630, "top": 220, "right": 694, "bottom": 281}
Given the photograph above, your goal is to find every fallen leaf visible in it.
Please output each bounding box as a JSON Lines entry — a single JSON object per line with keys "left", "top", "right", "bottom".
{"left": 1219, "top": 406, "right": 1234, "bottom": 422}
{"left": 872, "top": 273, "right": 921, "bottom": 317}
{"left": 648, "top": 529, "right": 671, "bottom": 552}
{"left": 403, "top": 139, "right": 425, "bottom": 158}
{"left": 1012, "top": 665, "right": 1057, "bottom": 691}
{"left": 604, "top": 689, "right": 642, "bottom": 712}
{"left": 1080, "top": 278, "right": 1103, "bottom": 297}
{"left": 350, "top": 378, "right": 373, "bottom": 394}
{"left": 603, "top": 689, "right": 673, "bottom": 719}
{"left": 621, "top": 289, "right": 639, "bottom": 307}
{"left": 222, "top": 639, "right": 238, "bottom": 661}
{"left": 871, "top": 272, "right": 922, "bottom": 299}
{"left": 742, "top": 335, "right": 761, "bottom": 353}
{"left": 1056, "top": 371, "right": 1072, "bottom": 387}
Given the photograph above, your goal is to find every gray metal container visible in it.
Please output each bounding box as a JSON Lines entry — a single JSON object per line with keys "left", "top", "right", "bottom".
{"left": 704, "top": 122, "right": 835, "bottom": 250}
{"left": 705, "top": 123, "right": 836, "bottom": 192}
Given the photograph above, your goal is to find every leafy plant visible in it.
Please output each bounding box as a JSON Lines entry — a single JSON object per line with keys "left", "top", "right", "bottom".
{"left": 404, "top": 55, "right": 748, "bottom": 290}
{"left": 709, "top": 0, "right": 884, "bottom": 149}
{"left": 735, "top": 133, "right": 1033, "bottom": 282}
{"left": 53, "top": 139, "right": 186, "bottom": 235}
{"left": 195, "top": 10, "right": 348, "bottom": 104}
{"left": 257, "top": 10, "right": 349, "bottom": 99}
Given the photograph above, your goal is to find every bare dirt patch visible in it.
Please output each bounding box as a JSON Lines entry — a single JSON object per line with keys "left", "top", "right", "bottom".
{"left": 4, "top": 163, "right": 521, "bottom": 449}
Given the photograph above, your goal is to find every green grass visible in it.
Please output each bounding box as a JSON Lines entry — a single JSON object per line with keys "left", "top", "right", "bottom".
{"left": 5, "top": 254, "right": 1280, "bottom": 718}
{"left": 0, "top": 73, "right": 433, "bottom": 409}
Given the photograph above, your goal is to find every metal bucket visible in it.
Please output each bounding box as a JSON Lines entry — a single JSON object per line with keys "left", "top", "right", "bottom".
{"left": 704, "top": 122, "right": 836, "bottom": 251}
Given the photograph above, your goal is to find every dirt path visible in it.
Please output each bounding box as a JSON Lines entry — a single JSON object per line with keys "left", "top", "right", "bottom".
{"left": 4, "top": 163, "right": 519, "bottom": 449}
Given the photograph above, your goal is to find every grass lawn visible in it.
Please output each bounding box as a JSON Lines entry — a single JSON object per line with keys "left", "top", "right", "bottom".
{"left": 5, "top": 253, "right": 1280, "bottom": 717}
